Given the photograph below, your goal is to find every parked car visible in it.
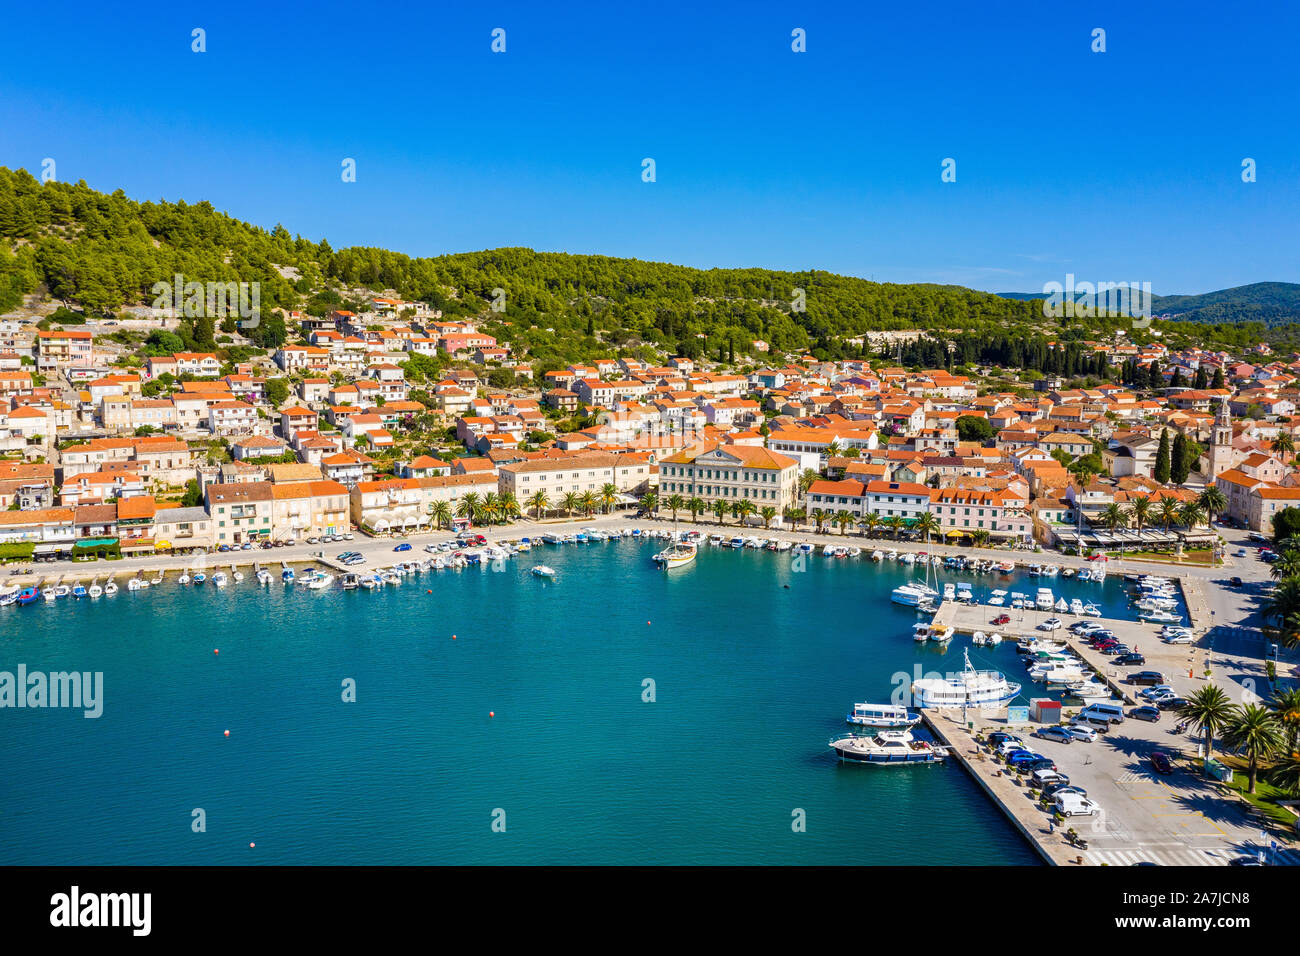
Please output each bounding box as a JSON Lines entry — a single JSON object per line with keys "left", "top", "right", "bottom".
{"left": 1129, "top": 671, "right": 1166, "bottom": 686}
{"left": 1130, "top": 705, "right": 1162, "bottom": 722}
{"left": 1019, "top": 757, "right": 1058, "bottom": 774}
{"left": 306, "top": 537, "right": 319, "bottom": 545}
{"left": 1114, "top": 653, "right": 1146, "bottom": 666}
{"left": 986, "top": 732, "right": 1021, "bottom": 749}
{"left": 1034, "top": 726, "right": 1074, "bottom": 744}
{"left": 1054, "top": 793, "right": 1100, "bottom": 817}
{"left": 394, "top": 543, "right": 412, "bottom": 552}
{"left": 1149, "top": 751, "right": 1173, "bottom": 774}
{"left": 992, "top": 614, "right": 1011, "bottom": 626}
{"left": 1099, "top": 644, "right": 1130, "bottom": 656}
{"left": 1032, "top": 768, "right": 1070, "bottom": 788}
{"left": 1044, "top": 781, "right": 1087, "bottom": 799}
{"left": 1164, "top": 634, "right": 1194, "bottom": 645}
{"left": 1157, "top": 696, "right": 1188, "bottom": 711}
{"left": 218, "top": 544, "right": 231, "bottom": 553}
{"left": 1007, "top": 750, "right": 1048, "bottom": 768}
{"left": 1038, "top": 618, "right": 1063, "bottom": 632}
{"left": 1234, "top": 549, "right": 1247, "bottom": 558}
{"left": 1063, "top": 725, "right": 1097, "bottom": 743}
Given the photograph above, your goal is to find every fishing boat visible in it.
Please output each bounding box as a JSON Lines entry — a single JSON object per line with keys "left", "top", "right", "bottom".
{"left": 281, "top": 567, "right": 295, "bottom": 584}
{"left": 1061, "top": 567, "right": 1076, "bottom": 578}
{"left": 256, "top": 569, "right": 272, "bottom": 586}
{"left": 192, "top": 572, "right": 206, "bottom": 585}
{"left": 912, "top": 622, "right": 933, "bottom": 642}
{"left": 358, "top": 575, "right": 381, "bottom": 590}
{"left": 531, "top": 565, "right": 557, "bottom": 578}
{"left": 987, "top": 632, "right": 1003, "bottom": 645}
{"left": 16, "top": 586, "right": 39, "bottom": 606}
{"left": 912, "top": 649, "right": 1022, "bottom": 708}
{"left": 0, "top": 587, "right": 18, "bottom": 607}
{"left": 996, "top": 562, "right": 1015, "bottom": 574}
{"left": 212, "top": 571, "right": 229, "bottom": 588}
{"left": 987, "top": 588, "right": 1007, "bottom": 606}
{"left": 1035, "top": 587, "right": 1055, "bottom": 610}
{"left": 1054, "top": 597, "right": 1069, "bottom": 613}
{"left": 829, "top": 729, "right": 946, "bottom": 765}
{"left": 305, "top": 572, "right": 334, "bottom": 591}
{"left": 871, "top": 550, "right": 884, "bottom": 561}
{"left": 104, "top": 580, "right": 118, "bottom": 595}
{"left": 151, "top": 572, "right": 164, "bottom": 585}
{"left": 956, "top": 582, "right": 974, "bottom": 603}
{"left": 87, "top": 584, "right": 103, "bottom": 599}
{"left": 72, "top": 584, "right": 87, "bottom": 598}
{"left": 845, "top": 702, "right": 923, "bottom": 728}
{"left": 340, "top": 572, "right": 360, "bottom": 590}
{"left": 652, "top": 541, "right": 697, "bottom": 569}
{"left": 1080, "top": 602, "right": 1101, "bottom": 617}
{"left": 942, "top": 582, "right": 956, "bottom": 602}
{"left": 128, "top": 577, "right": 144, "bottom": 591}
{"left": 1069, "top": 598, "right": 1084, "bottom": 615}
{"left": 929, "top": 624, "right": 954, "bottom": 644}
{"left": 1138, "top": 608, "right": 1183, "bottom": 624}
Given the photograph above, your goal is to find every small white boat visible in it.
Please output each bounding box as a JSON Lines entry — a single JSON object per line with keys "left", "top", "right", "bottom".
{"left": 987, "top": 632, "right": 1002, "bottom": 645}
{"left": 233, "top": 570, "right": 244, "bottom": 584}
{"left": 192, "top": 572, "right": 206, "bottom": 585}
{"left": 103, "top": 581, "right": 118, "bottom": 596}
{"left": 912, "top": 622, "right": 933, "bottom": 642}
{"left": 128, "top": 577, "right": 144, "bottom": 591}
{"left": 987, "top": 589, "right": 1007, "bottom": 606}
{"left": 1081, "top": 602, "right": 1101, "bottom": 617}
{"left": 1069, "top": 598, "right": 1084, "bottom": 615}
{"left": 1054, "top": 597, "right": 1069, "bottom": 613}
{"left": 212, "top": 572, "right": 228, "bottom": 588}
{"left": 972, "top": 631, "right": 989, "bottom": 646}
{"left": 87, "top": 584, "right": 103, "bottom": 599}
{"left": 151, "top": 572, "right": 164, "bottom": 585}
{"left": 531, "top": 565, "right": 557, "bottom": 578}
{"left": 871, "top": 550, "right": 884, "bottom": 561}
{"left": 305, "top": 572, "right": 334, "bottom": 591}
{"left": 829, "top": 729, "right": 946, "bottom": 765}
{"left": 846, "top": 702, "right": 922, "bottom": 728}
{"left": 256, "top": 569, "right": 272, "bottom": 586}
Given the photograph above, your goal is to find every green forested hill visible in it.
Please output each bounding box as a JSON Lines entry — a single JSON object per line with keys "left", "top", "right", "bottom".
{"left": 997, "top": 282, "right": 1300, "bottom": 326}
{"left": 0, "top": 166, "right": 1048, "bottom": 366}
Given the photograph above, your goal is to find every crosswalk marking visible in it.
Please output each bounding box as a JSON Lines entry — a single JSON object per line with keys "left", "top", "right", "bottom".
{"left": 1086, "top": 846, "right": 1300, "bottom": 867}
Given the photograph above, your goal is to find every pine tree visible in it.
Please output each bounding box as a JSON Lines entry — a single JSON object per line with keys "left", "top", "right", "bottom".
{"left": 1154, "top": 428, "right": 1171, "bottom": 484}
{"left": 1212, "top": 367, "right": 1225, "bottom": 390}
{"left": 1171, "top": 433, "right": 1190, "bottom": 484}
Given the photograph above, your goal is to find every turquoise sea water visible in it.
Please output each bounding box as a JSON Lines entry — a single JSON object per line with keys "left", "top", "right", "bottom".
{"left": 0, "top": 540, "right": 1146, "bottom": 865}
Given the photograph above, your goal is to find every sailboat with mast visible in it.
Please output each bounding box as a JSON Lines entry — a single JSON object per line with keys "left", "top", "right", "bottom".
{"left": 891, "top": 552, "right": 940, "bottom": 607}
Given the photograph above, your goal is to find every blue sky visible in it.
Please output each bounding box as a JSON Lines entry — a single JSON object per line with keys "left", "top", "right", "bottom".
{"left": 1, "top": 1, "right": 1296, "bottom": 295}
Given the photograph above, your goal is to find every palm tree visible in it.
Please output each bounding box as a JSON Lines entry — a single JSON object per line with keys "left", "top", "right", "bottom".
{"left": 1178, "top": 502, "right": 1205, "bottom": 531}
{"left": 1099, "top": 502, "right": 1127, "bottom": 533}
{"left": 834, "top": 510, "right": 855, "bottom": 535}
{"left": 1272, "top": 431, "right": 1295, "bottom": 463}
{"left": 1197, "top": 486, "right": 1227, "bottom": 526}
{"left": 687, "top": 496, "right": 706, "bottom": 524}
{"left": 526, "top": 490, "right": 549, "bottom": 520}
{"left": 1268, "top": 749, "right": 1300, "bottom": 797}
{"left": 810, "top": 508, "right": 831, "bottom": 533}
{"left": 1127, "top": 497, "right": 1152, "bottom": 534}
{"left": 665, "top": 493, "right": 685, "bottom": 522}
{"left": 638, "top": 492, "right": 658, "bottom": 515}
{"left": 1158, "top": 496, "right": 1182, "bottom": 531}
{"left": 783, "top": 506, "right": 805, "bottom": 530}
{"left": 884, "top": 515, "right": 905, "bottom": 539}
{"left": 560, "top": 492, "right": 580, "bottom": 518}
{"left": 578, "top": 490, "right": 597, "bottom": 517}
{"left": 1222, "top": 704, "right": 1283, "bottom": 794}
{"left": 734, "top": 498, "right": 756, "bottom": 528}
{"left": 1179, "top": 685, "right": 1236, "bottom": 760}
{"left": 1269, "top": 687, "right": 1300, "bottom": 754}
{"left": 798, "top": 468, "right": 819, "bottom": 497}
{"left": 457, "top": 492, "right": 480, "bottom": 521}
{"left": 599, "top": 483, "right": 618, "bottom": 515}
{"left": 498, "top": 491, "right": 520, "bottom": 523}
{"left": 971, "top": 529, "right": 991, "bottom": 548}
{"left": 826, "top": 439, "right": 842, "bottom": 459}
{"left": 712, "top": 498, "right": 728, "bottom": 525}
{"left": 481, "top": 492, "right": 501, "bottom": 525}
{"left": 430, "top": 500, "right": 452, "bottom": 530}
{"left": 859, "top": 512, "right": 881, "bottom": 539}
{"left": 759, "top": 506, "right": 777, "bottom": 529}
{"left": 1270, "top": 550, "right": 1300, "bottom": 582}
{"left": 914, "top": 511, "right": 940, "bottom": 544}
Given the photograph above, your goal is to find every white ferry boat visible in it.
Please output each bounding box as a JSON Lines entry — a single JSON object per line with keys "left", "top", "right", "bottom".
{"left": 845, "top": 702, "right": 922, "bottom": 728}
{"left": 829, "top": 729, "right": 946, "bottom": 765}
{"left": 891, "top": 582, "right": 939, "bottom": 607}
{"left": 912, "top": 650, "right": 1021, "bottom": 709}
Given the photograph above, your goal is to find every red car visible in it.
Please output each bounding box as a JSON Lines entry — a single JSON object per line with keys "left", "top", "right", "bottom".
{"left": 1149, "top": 751, "right": 1173, "bottom": 774}
{"left": 992, "top": 614, "right": 1011, "bottom": 626}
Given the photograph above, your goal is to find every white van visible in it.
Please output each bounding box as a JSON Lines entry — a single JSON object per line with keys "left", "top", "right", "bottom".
{"left": 1080, "top": 702, "right": 1125, "bottom": 724}
{"left": 1073, "top": 714, "right": 1111, "bottom": 733}
{"left": 1054, "top": 792, "right": 1099, "bottom": 817}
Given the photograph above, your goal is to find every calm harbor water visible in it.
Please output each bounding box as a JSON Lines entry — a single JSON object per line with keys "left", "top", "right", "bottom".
{"left": 0, "top": 540, "right": 1149, "bottom": 865}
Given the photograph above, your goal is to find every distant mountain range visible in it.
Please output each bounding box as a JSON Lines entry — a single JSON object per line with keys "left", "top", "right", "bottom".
{"left": 996, "top": 282, "right": 1300, "bottom": 326}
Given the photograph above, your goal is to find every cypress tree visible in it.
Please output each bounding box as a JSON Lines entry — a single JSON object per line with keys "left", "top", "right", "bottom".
{"left": 1154, "top": 428, "right": 1171, "bottom": 484}
{"left": 1193, "top": 366, "right": 1209, "bottom": 390}
{"left": 1212, "top": 367, "right": 1226, "bottom": 390}
{"left": 1171, "top": 433, "right": 1190, "bottom": 484}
